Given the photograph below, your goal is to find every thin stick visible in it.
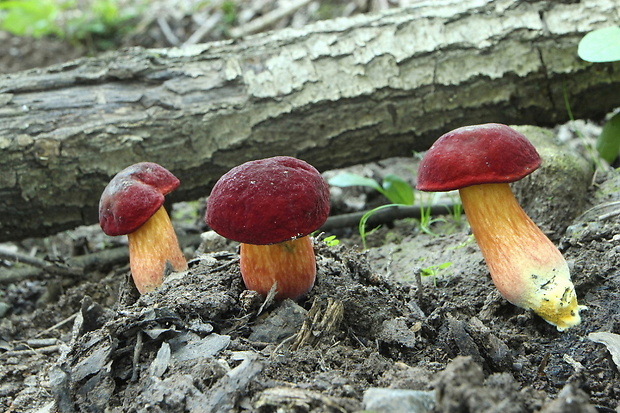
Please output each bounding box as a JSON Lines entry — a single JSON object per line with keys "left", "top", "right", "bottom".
{"left": 0, "top": 246, "right": 83, "bottom": 277}
{"left": 183, "top": 11, "right": 223, "bottom": 47}
{"left": 319, "top": 204, "right": 454, "bottom": 233}
{"left": 34, "top": 313, "right": 78, "bottom": 338}
{"left": 229, "top": 0, "right": 313, "bottom": 38}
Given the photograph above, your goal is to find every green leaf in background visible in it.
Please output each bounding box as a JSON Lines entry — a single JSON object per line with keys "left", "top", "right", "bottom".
{"left": 381, "top": 174, "right": 414, "bottom": 205}
{"left": 328, "top": 172, "right": 385, "bottom": 195}
{"left": 578, "top": 26, "right": 620, "bottom": 63}
{"left": 596, "top": 112, "right": 620, "bottom": 164}
{"left": 0, "top": 0, "right": 60, "bottom": 37}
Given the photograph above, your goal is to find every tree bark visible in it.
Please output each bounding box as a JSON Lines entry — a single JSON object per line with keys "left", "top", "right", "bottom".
{"left": 1, "top": 0, "right": 619, "bottom": 242}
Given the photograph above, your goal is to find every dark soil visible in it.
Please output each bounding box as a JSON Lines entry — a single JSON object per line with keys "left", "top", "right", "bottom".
{"left": 2, "top": 165, "right": 620, "bottom": 412}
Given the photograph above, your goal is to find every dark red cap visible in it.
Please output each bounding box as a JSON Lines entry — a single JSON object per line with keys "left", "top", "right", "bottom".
{"left": 99, "top": 162, "right": 180, "bottom": 236}
{"left": 206, "top": 156, "right": 330, "bottom": 245}
{"left": 417, "top": 123, "right": 541, "bottom": 192}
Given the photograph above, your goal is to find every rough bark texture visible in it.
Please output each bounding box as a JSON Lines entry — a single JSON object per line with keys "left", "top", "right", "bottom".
{"left": 1, "top": 0, "right": 619, "bottom": 241}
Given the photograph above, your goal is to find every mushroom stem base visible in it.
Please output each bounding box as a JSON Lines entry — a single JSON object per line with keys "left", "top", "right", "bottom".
{"left": 459, "top": 183, "right": 582, "bottom": 331}
{"left": 127, "top": 206, "right": 188, "bottom": 294}
{"left": 240, "top": 236, "right": 316, "bottom": 300}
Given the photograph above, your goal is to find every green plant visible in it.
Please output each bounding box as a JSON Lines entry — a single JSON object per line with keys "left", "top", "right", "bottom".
{"left": 0, "top": 0, "right": 139, "bottom": 50}
{"left": 577, "top": 27, "right": 620, "bottom": 164}
{"left": 329, "top": 172, "right": 463, "bottom": 247}
{"left": 578, "top": 26, "right": 620, "bottom": 63}
{"left": 221, "top": 0, "right": 237, "bottom": 26}
{"left": 330, "top": 172, "right": 415, "bottom": 249}
{"left": 357, "top": 204, "right": 399, "bottom": 249}
{"left": 323, "top": 235, "right": 340, "bottom": 247}
{"left": 420, "top": 261, "right": 453, "bottom": 286}
{"left": 328, "top": 172, "right": 414, "bottom": 205}
{"left": 0, "top": 0, "right": 61, "bottom": 37}
{"left": 595, "top": 112, "right": 620, "bottom": 165}
{"left": 418, "top": 193, "right": 447, "bottom": 236}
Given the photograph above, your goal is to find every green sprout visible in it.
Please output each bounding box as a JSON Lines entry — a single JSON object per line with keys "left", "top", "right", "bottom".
{"left": 329, "top": 172, "right": 415, "bottom": 249}
{"left": 323, "top": 235, "right": 340, "bottom": 247}
{"left": 420, "top": 262, "right": 453, "bottom": 286}
{"left": 329, "top": 171, "right": 463, "bottom": 248}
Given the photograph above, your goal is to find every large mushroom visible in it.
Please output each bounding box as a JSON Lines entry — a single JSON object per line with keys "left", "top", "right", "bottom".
{"left": 99, "top": 162, "right": 188, "bottom": 294}
{"left": 205, "top": 156, "right": 330, "bottom": 300}
{"left": 416, "top": 123, "right": 584, "bottom": 331}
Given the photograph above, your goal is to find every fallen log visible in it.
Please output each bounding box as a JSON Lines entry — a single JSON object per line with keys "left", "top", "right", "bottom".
{"left": 1, "top": 0, "right": 619, "bottom": 241}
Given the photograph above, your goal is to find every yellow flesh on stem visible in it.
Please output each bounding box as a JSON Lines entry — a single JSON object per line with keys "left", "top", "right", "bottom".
{"left": 127, "top": 206, "right": 188, "bottom": 294}
{"left": 459, "top": 183, "right": 583, "bottom": 331}
{"left": 240, "top": 236, "right": 316, "bottom": 300}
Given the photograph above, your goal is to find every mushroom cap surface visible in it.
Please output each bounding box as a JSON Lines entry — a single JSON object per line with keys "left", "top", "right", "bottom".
{"left": 206, "top": 156, "right": 330, "bottom": 245}
{"left": 99, "top": 162, "right": 180, "bottom": 236}
{"left": 417, "top": 123, "right": 541, "bottom": 192}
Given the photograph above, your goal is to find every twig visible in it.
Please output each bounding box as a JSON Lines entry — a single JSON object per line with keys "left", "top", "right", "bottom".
{"left": 0, "top": 233, "right": 203, "bottom": 284}
{"left": 131, "top": 331, "right": 143, "bottom": 382}
{"left": 0, "top": 345, "right": 61, "bottom": 357}
{"left": 34, "top": 313, "right": 78, "bottom": 338}
{"left": 319, "top": 204, "right": 455, "bottom": 233}
{"left": 157, "top": 16, "right": 180, "bottom": 46}
{"left": 0, "top": 246, "right": 83, "bottom": 278}
{"left": 183, "top": 11, "right": 223, "bottom": 47}
{"left": 229, "top": 0, "right": 313, "bottom": 38}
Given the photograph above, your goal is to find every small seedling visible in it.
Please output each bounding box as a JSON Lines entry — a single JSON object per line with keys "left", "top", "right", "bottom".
{"left": 330, "top": 172, "right": 416, "bottom": 249}
{"left": 323, "top": 235, "right": 340, "bottom": 247}
{"left": 357, "top": 204, "right": 400, "bottom": 249}
{"left": 420, "top": 262, "right": 453, "bottom": 286}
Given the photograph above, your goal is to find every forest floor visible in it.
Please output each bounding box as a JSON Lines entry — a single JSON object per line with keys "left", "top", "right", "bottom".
{"left": 1, "top": 1, "right": 620, "bottom": 412}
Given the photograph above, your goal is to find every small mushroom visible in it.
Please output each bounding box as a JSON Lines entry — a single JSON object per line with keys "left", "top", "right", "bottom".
{"left": 205, "top": 156, "right": 330, "bottom": 300}
{"left": 99, "top": 162, "right": 188, "bottom": 294}
{"left": 416, "top": 123, "right": 584, "bottom": 331}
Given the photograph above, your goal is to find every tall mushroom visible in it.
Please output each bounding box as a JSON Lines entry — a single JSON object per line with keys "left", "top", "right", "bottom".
{"left": 416, "top": 123, "right": 584, "bottom": 331}
{"left": 99, "top": 162, "right": 188, "bottom": 294}
{"left": 205, "top": 156, "right": 330, "bottom": 300}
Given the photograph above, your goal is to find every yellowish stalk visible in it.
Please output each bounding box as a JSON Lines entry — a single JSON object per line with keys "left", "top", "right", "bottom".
{"left": 240, "top": 236, "right": 316, "bottom": 300}
{"left": 459, "top": 183, "right": 584, "bottom": 331}
{"left": 127, "top": 206, "right": 188, "bottom": 294}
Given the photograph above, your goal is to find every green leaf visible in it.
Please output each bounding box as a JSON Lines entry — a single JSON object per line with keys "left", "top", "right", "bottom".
{"left": 328, "top": 172, "right": 384, "bottom": 194}
{"left": 596, "top": 112, "right": 620, "bottom": 164}
{"left": 358, "top": 204, "right": 399, "bottom": 249}
{"left": 381, "top": 174, "right": 414, "bottom": 205}
{"left": 578, "top": 27, "right": 620, "bottom": 63}
{"left": 0, "top": 0, "right": 60, "bottom": 37}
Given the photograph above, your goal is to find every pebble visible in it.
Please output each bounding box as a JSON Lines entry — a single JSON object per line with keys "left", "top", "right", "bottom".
{"left": 363, "top": 388, "right": 435, "bottom": 413}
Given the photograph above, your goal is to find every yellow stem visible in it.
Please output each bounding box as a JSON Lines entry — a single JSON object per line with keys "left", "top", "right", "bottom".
{"left": 127, "top": 206, "right": 187, "bottom": 294}
{"left": 459, "top": 183, "right": 582, "bottom": 331}
{"left": 240, "top": 236, "right": 316, "bottom": 300}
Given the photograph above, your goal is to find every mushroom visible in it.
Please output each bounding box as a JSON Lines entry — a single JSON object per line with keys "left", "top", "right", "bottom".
{"left": 205, "top": 156, "right": 330, "bottom": 300}
{"left": 416, "top": 123, "right": 584, "bottom": 331}
{"left": 99, "top": 162, "right": 188, "bottom": 294}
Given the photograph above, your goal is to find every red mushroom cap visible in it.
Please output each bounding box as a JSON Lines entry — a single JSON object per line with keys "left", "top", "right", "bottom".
{"left": 206, "top": 156, "right": 330, "bottom": 245}
{"left": 99, "top": 162, "right": 180, "bottom": 236}
{"left": 416, "top": 123, "right": 541, "bottom": 192}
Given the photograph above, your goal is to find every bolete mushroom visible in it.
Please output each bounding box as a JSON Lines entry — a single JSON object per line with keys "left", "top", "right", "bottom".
{"left": 99, "top": 162, "right": 188, "bottom": 294}
{"left": 416, "top": 123, "right": 584, "bottom": 331}
{"left": 205, "top": 156, "right": 330, "bottom": 300}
